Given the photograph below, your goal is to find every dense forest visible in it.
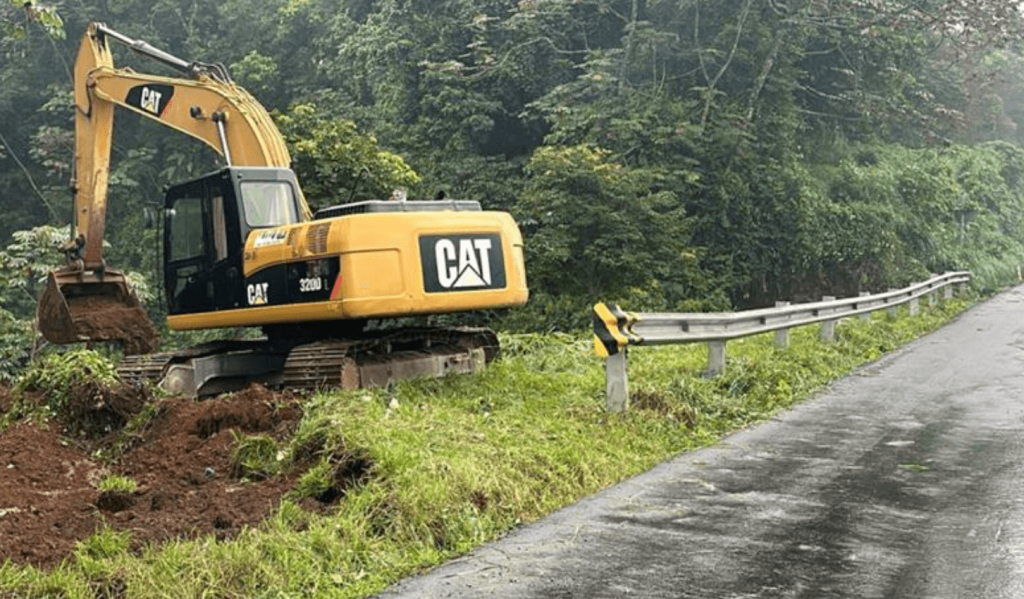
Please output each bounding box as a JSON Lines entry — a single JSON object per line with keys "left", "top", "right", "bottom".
{"left": 3, "top": 0, "right": 1024, "bottom": 340}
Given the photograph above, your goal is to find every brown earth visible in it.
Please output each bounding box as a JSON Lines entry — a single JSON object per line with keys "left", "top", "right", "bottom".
{"left": 37, "top": 277, "right": 160, "bottom": 355}
{"left": 0, "top": 383, "right": 315, "bottom": 569}
{"left": 64, "top": 297, "right": 160, "bottom": 355}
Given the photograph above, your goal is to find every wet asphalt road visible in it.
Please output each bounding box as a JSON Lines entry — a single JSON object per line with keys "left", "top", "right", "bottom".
{"left": 379, "top": 286, "right": 1024, "bottom": 599}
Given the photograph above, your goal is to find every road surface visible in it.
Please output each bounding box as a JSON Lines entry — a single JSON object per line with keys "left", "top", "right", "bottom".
{"left": 379, "top": 286, "right": 1024, "bottom": 598}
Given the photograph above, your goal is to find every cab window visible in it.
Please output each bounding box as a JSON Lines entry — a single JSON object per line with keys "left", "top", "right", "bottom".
{"left": 167, "top": 196, "right": 204, "bottom": 262}
{"left": 241, "top": 181, "right": 298, "bottom": 228}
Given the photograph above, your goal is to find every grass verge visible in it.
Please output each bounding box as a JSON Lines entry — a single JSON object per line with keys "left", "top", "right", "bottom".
{"left": 0, "top": 299, "right": 969, "bottom": 598}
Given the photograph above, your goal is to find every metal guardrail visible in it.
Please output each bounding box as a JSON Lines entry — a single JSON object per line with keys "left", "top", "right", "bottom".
{"left": 592, "top": 271, "right": 971, "bottom": 412}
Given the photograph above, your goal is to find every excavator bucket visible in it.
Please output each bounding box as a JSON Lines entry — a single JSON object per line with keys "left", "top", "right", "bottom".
{"left": 37, "top": 270, "right": 159, "bottom": 355}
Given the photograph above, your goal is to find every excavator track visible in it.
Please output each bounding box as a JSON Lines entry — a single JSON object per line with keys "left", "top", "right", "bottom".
{"left": 117, "top": 327, "right": 499, "bottom": 397}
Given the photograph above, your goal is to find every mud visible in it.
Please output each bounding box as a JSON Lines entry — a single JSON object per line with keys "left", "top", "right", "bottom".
{"left": 61, "top": 379, "right": 151, "bottom": 437}
{"left": 0, "top": 384, "right": 308, "bottom": 569}
{"left": 62, "top": 294, "right": 160, "bottom": 355}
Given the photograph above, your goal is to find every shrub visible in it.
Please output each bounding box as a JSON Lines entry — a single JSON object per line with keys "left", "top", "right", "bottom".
{"left": 13, "top": 348, "right": 119, "bottom": 411}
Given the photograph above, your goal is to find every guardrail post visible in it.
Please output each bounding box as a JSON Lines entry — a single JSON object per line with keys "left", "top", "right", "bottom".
{"left": 943, "top": 285, "right": 953, "bottom": 300}
{"left": 819, "top": 296, "right": 836, "bottom": 342}
{"left": 886, "top": 289, "right": 899, "bottom": 319}
{"left": 774, "top": 301, "right": 790, "bottom": 348}
{"left": 909, "top": 296, "right": 920, "bottom": 316}
{"left": 706, "top": 341, "right": 726, "bottom": 377}
{"left": 858, "top": 291, "right": 872, "bottom": 321}
{"left": 957, "top": 281, "right": 967, "bottom": 297}
{"left": 928, "top": 289, "right": 937, "bottom": 307}
{"left": 605, "top": 351, "right": 629, "bottom": 412}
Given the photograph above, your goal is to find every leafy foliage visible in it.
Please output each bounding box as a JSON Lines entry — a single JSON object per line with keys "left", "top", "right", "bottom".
{"left": 519, "top": 145, "right": 687, "bottom": 294}
{"left": 275, "top": 104, "right": 421, "bottom": 210}
{"left": 13, "top": 348, "right": 119, "bottom": 411}
{"left": 0, "top": 308, "right": 33, "bottom": 384}
{"left": 0, "top": 225, "right": 67, "bottom": 319}
{"left": 1, "top": 0, "right": 64, "bottom": 41}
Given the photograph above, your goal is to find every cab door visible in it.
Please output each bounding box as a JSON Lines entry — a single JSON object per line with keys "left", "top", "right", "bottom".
{"left": 163, "top": 170, "right": 245, "bottom": 314}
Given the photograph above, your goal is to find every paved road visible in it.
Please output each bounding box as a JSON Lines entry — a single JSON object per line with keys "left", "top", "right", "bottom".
{"left": 379, "top": 286, "right": 1024, "bottom": 599}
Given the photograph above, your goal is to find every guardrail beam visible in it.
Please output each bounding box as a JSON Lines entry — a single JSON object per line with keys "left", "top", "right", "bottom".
{"left": 592, "top": 272, "right": 971, "bottom": 411}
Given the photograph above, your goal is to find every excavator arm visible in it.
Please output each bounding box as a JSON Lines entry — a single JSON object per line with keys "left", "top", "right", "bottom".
{"left": 72, "top": 22, "right": 307, "bottom": 269}
{"left": 39, "top": 22, "right": 310, "bottom": 352}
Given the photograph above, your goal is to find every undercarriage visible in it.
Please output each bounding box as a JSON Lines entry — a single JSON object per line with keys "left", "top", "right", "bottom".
{"left": 117, "top": 326, "right": 500, "bottom": 397}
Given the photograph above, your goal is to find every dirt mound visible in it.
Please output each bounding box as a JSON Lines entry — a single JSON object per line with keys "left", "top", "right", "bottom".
{"left": 0, "top": 384, "right": 305, "bottom": 568}
{"left": 62, "top": 379, "right": 151, "bottom": 437}
{"left": 0, "top": 422, "right": 105, "bottom": 566}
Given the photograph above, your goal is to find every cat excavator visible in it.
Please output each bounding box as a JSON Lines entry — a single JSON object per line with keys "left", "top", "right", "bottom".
{"left": 37, "top": 22, "right": 528, "bottom": 396}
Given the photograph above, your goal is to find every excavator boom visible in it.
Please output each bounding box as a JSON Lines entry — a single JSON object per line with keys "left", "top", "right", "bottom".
{"left": 39, "top": 22, "right": 304, "bottom": 353}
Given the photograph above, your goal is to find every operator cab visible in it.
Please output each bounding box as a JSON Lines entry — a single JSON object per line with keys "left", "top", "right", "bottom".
{"left": 163, "top": 166, "right": 304, "bottom": 315}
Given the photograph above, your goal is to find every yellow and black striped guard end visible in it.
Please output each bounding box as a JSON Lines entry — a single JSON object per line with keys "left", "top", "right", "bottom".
{"left": 592, "top": 303, "right": 639, "bottom": 357}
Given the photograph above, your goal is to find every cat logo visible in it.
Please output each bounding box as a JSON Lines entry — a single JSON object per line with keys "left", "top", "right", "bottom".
{"left": 125, "top": 83, "right": 173, "bottom": 117}
{"left": 140, "top": 87, "right": 163, "bottom": 114}
{"left": 247, "top": 282, "right": 270, "bottom": 305}
{"left": 419, "top": 234, "right": 506, "bottom": 292}
{"left": 436, "top": 238, "right": 492, "bottom": 288}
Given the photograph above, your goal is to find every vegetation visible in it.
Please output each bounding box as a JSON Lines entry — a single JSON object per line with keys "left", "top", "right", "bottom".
{"left": 229, "top": 431, "right": 285, "bottom": 481}
{"left": 12, "top": 348, "right": 119, "bottom": 412}
{"left": 94, "top": 474, "right": 138, "bottom": 494}
{"left": 0, "top": 0, "right": 1020, "bottom": 595}
{"left": 0, "top": 299, "right": 969, "bottom": 597}
{"left": 0, "top": 0, "right": 1022, "bottom": 334}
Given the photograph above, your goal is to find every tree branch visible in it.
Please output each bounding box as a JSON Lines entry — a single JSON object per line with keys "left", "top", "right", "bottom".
{"left": 698, "top": 0, "right": 755, "bottom": 130}
{"left": 0, "top": 129, "right": 59, "bottom": 221}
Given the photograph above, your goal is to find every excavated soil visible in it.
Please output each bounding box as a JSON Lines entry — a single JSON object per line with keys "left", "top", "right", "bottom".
{"left": 63, "top": 294, "right": 160, "bottom": 355}
{"left": 0, "top": 383, "right": 313, "bottom": 568}
{"left": 37, "top": 281, "right": 159, "bottom": 355}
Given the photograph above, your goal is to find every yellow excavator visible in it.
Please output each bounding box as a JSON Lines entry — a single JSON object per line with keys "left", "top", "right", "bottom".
{"left": 37, "top": 22, "right": 528, "bottom": 395}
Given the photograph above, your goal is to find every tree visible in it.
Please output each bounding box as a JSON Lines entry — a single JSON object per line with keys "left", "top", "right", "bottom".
{"left": 274, "top": 104, "right": 421, "bottom": 209}
{"left": 1, "top": 0, "right": 63, "bottom": 41}
{"left": 516, "top": 144, "right": 695, "bottom": 307}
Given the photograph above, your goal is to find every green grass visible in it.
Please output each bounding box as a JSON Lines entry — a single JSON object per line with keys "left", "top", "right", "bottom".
{"left": 0, "top": 298, "right": 970, "bottom": 598}
{"left": 95, "top": 474, "right": 138, "bottom": 494}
